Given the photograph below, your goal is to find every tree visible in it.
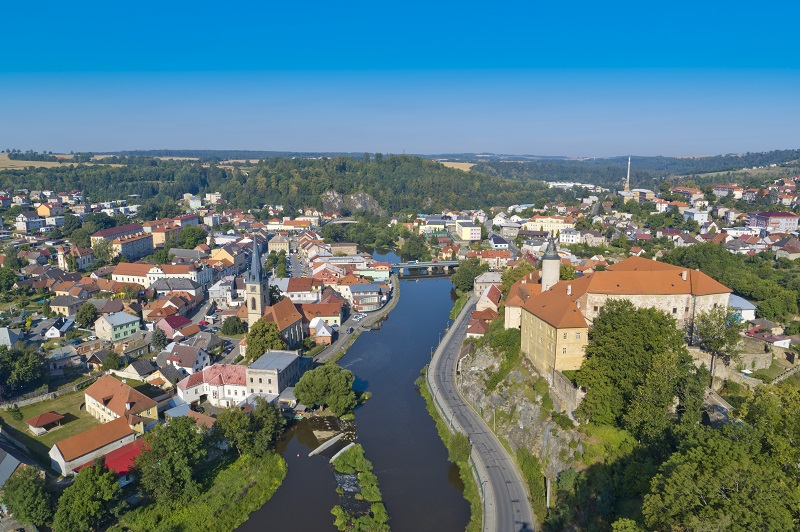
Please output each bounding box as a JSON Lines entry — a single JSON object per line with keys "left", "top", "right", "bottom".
{"left": 102, "top": 352, "right": 121, "bottom": 371}
{"left": 65, "top": 254, "right": 78, "bottom": 272}
{"left": 53, "top": 461, "right": 123, "bottom": 532}
{"left": 294, "top": 363, "right": 357, "bottom": 416}
{"left": 693, "top": 306, "right": 746, "bottom": 383}
{"left": 41, "top": 300, "right": 52, "bottom": 318}
{"left": 179, "top": 226, "right": 207, "bottom": 249}
{"left": 221, "top": 316, "right": 247, "bottom": 335}
{"left": 560, "top": 263, "right": 576, "bottom": 280}
{"left": 245, "top": 319, "right": 287, "bottom": 360}
{"left": 576, "top": 299, "right": 701, "bottom": 430}
{"left": 3, "top": 246, "right": 23, "bottom": 271}
{"left": 0, "top": 467, "right": 53, "bottom": 526}
{"left": 215, "top": 407, "right": 252, "bottom": 456}
{"left": 92, "top": 239, "right": 113, "bottom": 264}
{"left": 276, "top": 261, "right": 288, "bottom": 278}
{"left": 76, "top": 302, "right": 98, "bottom": 328}
{"left": 133, "top": 416, "right": 207, "bottom": 504}
{"left": 151, "top": 327, "right": 167, "bottom": 351}
{"left": 642, "top": 426, "right": 799, "bottom": 530}
{"left": 450, "top": 258, "right": 489, "bottom": 293}
{"left": 500, "top": 261, "right": 536, "bottom": 297}
{"left": 62, "top": 214, "right": 82, "bottom": 236}
{"left": 269, "top": 285, "right": 285, "bottom": 304}
{"left": 152, "top": 248, "right": 172, "bottom": 264}
{"left": 400, "top": 234, "right": 431, "bottom": 262}
{"left": 0, "top": 268, "right": 17, "bottom": 291}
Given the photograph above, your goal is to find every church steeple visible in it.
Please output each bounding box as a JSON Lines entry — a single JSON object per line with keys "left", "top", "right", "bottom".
{"left": 541, "top": 237, "right": 560, "bottom": 292}
{"left": 246, "top": 237, "right": 268, "bottom": 327}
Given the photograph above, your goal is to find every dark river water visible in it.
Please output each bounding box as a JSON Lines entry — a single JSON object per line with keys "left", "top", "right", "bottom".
{"left": 239, "top": 252, "right": 470, "bottom": 531}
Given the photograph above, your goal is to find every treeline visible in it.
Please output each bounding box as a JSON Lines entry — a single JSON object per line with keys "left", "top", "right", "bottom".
{"left": 1, "top": 155, "right": 577, "bottom": 213}
{"left": 661, "top": 243, "right": 799, "bottom": 321}
{"left": 6, "top": 150, "right": 59, "bottom": 162}
{"left": 475, "top": 149, "right": 800, "bottom": 189}
{"left": 105, "top": 149, "right": 369, "bottom": 161}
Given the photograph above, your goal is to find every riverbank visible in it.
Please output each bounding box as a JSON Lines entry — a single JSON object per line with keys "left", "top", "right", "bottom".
{"left": 316, "top": 274, "right": 401, "bottom": 363}
{"left": 112, "top": 452, "right": 286, "bottom": 532}
{"left": 418, "top": 376, "right": 482, "bottom": 532}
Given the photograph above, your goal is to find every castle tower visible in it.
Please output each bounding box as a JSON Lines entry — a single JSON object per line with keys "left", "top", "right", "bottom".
{"left": 541, "top": 237, "right": 560, "bottom": 292}
{"left": 246, "top": 238, "right": 268, "bottom": 327}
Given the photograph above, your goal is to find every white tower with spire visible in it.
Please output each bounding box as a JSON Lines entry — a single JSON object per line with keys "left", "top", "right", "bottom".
{"left": 246, "top": 238, "right": 268, "bottom": 327}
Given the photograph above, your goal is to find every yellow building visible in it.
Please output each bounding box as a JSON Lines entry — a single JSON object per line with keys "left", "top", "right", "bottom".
{"left": 83, "top": 374, "right": 158, "bottom": 434}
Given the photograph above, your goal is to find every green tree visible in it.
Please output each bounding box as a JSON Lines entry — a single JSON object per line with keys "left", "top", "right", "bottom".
{"left": 215, "top": 407, "right": 252, "bottom": 456}
{"left": 399, "top": 234, "right": 431, "bottom": 262}
{"left": 560, "top": 263, "right": 576, "bottom": 280}
{"left": 76, "top": 302, "right": 99, "bottom": 328}
{"left": 102, "top": 352, "right": 121, "bottom": 371}
{"left": 295, "top": 363, "right": 357, "bottom": 416}
{"left": 65, "top": 254, "right": 78, "bottom": 272}
{"left": 179, "top": 226, "right": 208, "bottom": 249}
{"left": 643, "top": 426, "right": 799, "bottom": 531}
{"left": 693, "top": 306, "right": 746, "bottom": 383}
{"left": 151, "top": 327, "right": 167, "bottom": 351}
{"left": 152, "top": 248, "right": 172, "bottom": 264}
{"left": 0, "top": 467, "right": 53, "bottom": 526}
{"left": 276, "top": 261, "right": 288, "bottom": 277}
{"left": 62, "top": 214, "right": 82, "bottom": 236}
{"left": 249, "top": 397, "right": 286, "bottom": 456}
{"left": 41, "top": 300, "right": 52, "bottom": 318}
{"left": 133, "top": 416, "right": 207, "bottom": 504}
{"left": 3, "top": 246, "right": 23, "bottom": 271}
{"left": 0, "top": 268, "right": 17, "bottom": 291}
{"left": 53, "top": 461, "right": 123, "bottom": 532}
{"left": 245, "top": 319, "right": 287, "bottom": 361}
{"left": 69, "top": 228, "right": 91, "bottom": 248}
{"left": 450, "top": 257, "right": 489, "bottom": 293}
{"left": 92, "top": 238, "right": 113, "bottom": 264}
{"left": 576, "top": 299, "right": 699, "bottom": 429}
{"left": 269, "top": 285, "right": 285, "bottom": 304}
{"left": 500, "top": 261, "right": 536, "bottom": 297}
{"left": 221, "top": 316, "right": 247, "bottom": 335}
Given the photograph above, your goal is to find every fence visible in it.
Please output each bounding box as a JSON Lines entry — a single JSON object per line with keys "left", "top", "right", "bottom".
{"left": 0, "top": 375, "right": 99, "bottom": 410}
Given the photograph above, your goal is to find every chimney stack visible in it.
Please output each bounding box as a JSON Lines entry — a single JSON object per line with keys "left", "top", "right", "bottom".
{"left": 567, "top": 284, "right": 572, "bottom": 296}
{"left": 681, "top": 270, "right": 687, "bottom": 281}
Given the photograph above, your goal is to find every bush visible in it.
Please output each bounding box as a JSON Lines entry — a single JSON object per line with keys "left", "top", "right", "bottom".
{"left": 552, "top": 411, "right": 575, "bottom": 430}
{"left": 8, "top": 405, "right": 23, "bottom": 421}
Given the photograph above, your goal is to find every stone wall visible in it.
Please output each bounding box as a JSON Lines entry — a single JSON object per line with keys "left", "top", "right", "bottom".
{"left": 550, "top": 370, "right": 585, "bottom": 420}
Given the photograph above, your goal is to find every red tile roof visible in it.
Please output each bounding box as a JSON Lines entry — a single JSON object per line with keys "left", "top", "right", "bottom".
{"left": 53, "top": 417, "right": 135, "bottom": 463}
{"left": 25, "top": 411, "right": 64, "bottom": 428}
{"left": 74, "top": 438, "right": 145, "bottom": 476}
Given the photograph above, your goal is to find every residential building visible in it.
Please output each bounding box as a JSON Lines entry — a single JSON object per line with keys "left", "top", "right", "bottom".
{"left": 49, "top": 417, "right": 137, "bottom": 476}
{"left": 455, "top": 220, "right": 481, "bottom": 241}
{"left": 15, "top": 212, "right": 45, "bottom": 232}
{"left": 246, "top": 350, "right": 303, "bottom": 396}
{"left": 523, "top": 215, "right": 575, "bottom": 235}
{"left": 748, "top": 211, "right": 800, "bottom": 233}
{"left": 50, "top": 295, "right": 82, "bottom": 317}
{"left": 177, "top": 364, "right": 248, "bottom": 408}
{"left": 558, "top": 228, "right": 580, "bottom": 245}
{"left": 95, "top": 312, "right": 140, "bottom": 342}
{"left": 84, "top": 375, "right": 158, "bottom": 432}
{"left": 489, "top": 234, "right": 510, "bottom": 250}
{"left": 473, "top": 271, "right": 502, "bottom": 297}
{"left": 268, "top": 234, "right": 290, "bottom": 254}
{"left": 350, "top": 284, "right": 383, "bottom": 312}
{"left": 165, "top": 345, "right": 211, "bottom": 375}
{"left": 111, "top": 232, "right": 154, "bottom": 261}
{"left": 90, "top": 223, "right": 144, "bottom": 247}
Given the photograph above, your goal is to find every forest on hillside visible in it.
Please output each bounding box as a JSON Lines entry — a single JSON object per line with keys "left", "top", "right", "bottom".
{"left": 474, "top": 149, "right": 800, "bottom": 189}
{"left": 0, "top": 155, "right": 574, "bottom": 214}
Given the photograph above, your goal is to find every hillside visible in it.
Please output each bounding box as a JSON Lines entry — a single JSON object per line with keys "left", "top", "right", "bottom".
{"left": 0, "top": 155, "right": 570, "bottom": 214}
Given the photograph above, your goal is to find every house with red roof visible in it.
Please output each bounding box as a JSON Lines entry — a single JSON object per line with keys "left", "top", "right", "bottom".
{"left": 25, "top": 411, "right": 65, "bottom": 436}
{"left": 73, "top": 438, "right": 145, "bottom": 487}
{"left": 177, "top": 364, "right": 248, "bottom": 407}
{"left": 155, "top": 315, "right": 193, "bottom": 340}
{"left": 49, "top": 417, "right": 137, "bottom": 475}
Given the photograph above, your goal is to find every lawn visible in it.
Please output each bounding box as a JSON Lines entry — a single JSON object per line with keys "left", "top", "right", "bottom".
{"left": 0, "top": 390, "right": 100, "bottom": 470}
{"left": 751, "top": 362, "right": 787, "bottom": 383}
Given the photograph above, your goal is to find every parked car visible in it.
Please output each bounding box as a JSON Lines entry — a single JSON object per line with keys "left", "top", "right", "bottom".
{"left": 199, "top": 320, "right": 209, "bottom": 326}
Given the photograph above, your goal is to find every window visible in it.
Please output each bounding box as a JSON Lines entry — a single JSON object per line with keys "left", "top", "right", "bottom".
{"left": 593, "top": 306, "right": 599, "bottom": 312}
{"left": 685, "top": 307, "right": 689, "bottom": 313}
{"left": 251, "top": 297, "right": 256, "bottom": 310}
{"left": 672, "top": 308, "right": 677, "bottom": 314}
{"left": 268, "top": 378, "right": 272, "bottom": 384}
{"left": 250, "top": 378, "right": 253, "bottom": 383}
{"left": 563, "top": 333, "right": 567, "bottom": 339}
{"left": 576, "top": 332, "right": 581, "bottom": 339}
{"left": 250, "top": 388, "right": 254, "bottom": 393}
{"left": 562, "top": 347, "right": 567, "bottom": 354}
{"left": 258, "top": 378, "right": 262, "bottom": 383}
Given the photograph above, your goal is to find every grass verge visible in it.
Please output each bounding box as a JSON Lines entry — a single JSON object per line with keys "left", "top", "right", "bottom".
{"left": 417, "top": 375, "right": 482, "bottom": 532}
{"left": 450, "top": 292, "right": 469, "bottom": 321}
{"left": 111, "top": 452, "right": 286, "bottom": 532}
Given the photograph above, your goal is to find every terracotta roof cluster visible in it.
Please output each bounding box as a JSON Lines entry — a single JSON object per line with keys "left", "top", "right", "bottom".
{"left": 295, "top": 303, "right": 342, "bottom": 324}
{"left": 177, "top": 363, "right": 246, "bottom": 391}
{"left": 261, "top": 297, "right": 303, "bottom": 332}
{"left": 84, "top": 375, "right": 157, "bottom": 418}
{"left": 54, "top": 417, "right": 135, "bottom": 462}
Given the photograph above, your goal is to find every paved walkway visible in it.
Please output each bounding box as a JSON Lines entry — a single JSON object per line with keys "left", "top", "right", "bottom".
{"left": 427, "top": 296, "right": 534, "bottom": 532}
{"left": 315, "top": 274, "right": 400, "bottom": 363}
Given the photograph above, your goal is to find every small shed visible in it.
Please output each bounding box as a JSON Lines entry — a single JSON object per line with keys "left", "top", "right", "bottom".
{"left": 25, "top": 411, "right": 65, "bottom": 436}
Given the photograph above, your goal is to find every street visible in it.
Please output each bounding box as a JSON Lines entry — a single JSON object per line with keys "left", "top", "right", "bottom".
{"left": 428, "top": 297, "right": 534, "bottom": 532}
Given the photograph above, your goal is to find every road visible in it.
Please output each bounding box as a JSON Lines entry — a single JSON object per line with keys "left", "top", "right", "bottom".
{"left": 428, "top": 297, "right": 534, "bottom": 532}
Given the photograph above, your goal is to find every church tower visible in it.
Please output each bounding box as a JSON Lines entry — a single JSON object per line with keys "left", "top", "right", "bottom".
{"left": 541, "top": 237, "right": 560, "bottom": 292}
{"left": 246, "top": 238, "right": 268, "bottom": 327}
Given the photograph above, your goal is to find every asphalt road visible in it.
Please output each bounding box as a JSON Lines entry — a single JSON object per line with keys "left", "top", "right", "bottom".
{"left": 428, "top": 297, "right": 534, "bottom": 532}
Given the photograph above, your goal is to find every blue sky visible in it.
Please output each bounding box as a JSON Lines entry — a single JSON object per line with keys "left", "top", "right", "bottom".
{"left": 1, "top": 1, "right": 799, "bottom": 157}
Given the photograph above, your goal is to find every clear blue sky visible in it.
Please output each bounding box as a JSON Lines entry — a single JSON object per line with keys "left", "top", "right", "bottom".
{"left": 1, "top": 1, "right": 798, "bottom": 157}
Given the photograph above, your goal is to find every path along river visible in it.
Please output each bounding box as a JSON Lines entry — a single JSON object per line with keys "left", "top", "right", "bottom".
{"left": 239, "top": 254, "right": 470, "bottom": 531}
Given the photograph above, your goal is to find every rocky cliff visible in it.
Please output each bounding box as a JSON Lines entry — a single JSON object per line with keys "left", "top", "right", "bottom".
{"left": 321, "top": 190, "right": 387, "bottom": 217}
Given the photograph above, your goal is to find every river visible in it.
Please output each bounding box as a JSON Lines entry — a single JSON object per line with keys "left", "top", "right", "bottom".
{"left": 239, "top": 252, "right": 470, "bottom": 531}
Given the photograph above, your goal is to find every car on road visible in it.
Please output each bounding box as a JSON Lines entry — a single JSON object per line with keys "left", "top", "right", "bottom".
{"left": 87, "top": 335, "right": 97, "bottom": 341}
{"left": 347, "top": 327, "right": 355, "bottom": 333}
{"left": 199, "top": 320, "right": 209, "bottom": 326}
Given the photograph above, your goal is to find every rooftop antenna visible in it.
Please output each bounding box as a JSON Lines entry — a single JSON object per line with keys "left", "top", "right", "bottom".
{"left": 624, "top": 156, "right": 631, "bottom": 192}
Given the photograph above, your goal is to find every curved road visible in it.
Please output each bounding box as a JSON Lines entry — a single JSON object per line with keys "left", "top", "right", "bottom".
{"left": 427, "top": 297, "right": 534, "bottom": 532}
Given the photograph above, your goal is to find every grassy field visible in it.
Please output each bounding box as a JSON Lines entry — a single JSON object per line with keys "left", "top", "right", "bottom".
{"left": 0, "top": 390, "right": 100, "bottom": 470}
{"left": 0, "top": 153, "right": 65, "bottom": 169}
{"left": 751, "top": 361, "right": 787, "bottom": 383}
{"left": 440, "top": 162, "right": 476, "bottom": 171}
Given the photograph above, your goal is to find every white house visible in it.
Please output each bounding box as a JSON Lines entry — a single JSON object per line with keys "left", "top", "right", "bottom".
{"left": 176, "top": 364, "right": 248, "bottom": 407}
